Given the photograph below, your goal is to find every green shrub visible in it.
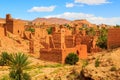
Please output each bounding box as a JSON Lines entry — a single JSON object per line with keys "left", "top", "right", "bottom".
{"left": 95, "top": 58, "right": 100, "bottom": 67}
{"left": 46, "top": 27, "right": 52, "bottom": 34}
{"left": 86, "top": 27, "right": 96, "bottom": 36}
{"left": 110, "top": 66, "right": 117, "bottom": 71}
{"left": 64, "top": 24, "right": 71, "bottom": 29}
{"left": 26, "top": 27, "right": 35, "bottom": 32}
{"left": 65, "top": 53, "right": 79, "bottom": 65}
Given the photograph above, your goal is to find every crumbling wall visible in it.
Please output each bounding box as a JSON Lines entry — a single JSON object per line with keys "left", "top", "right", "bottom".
{"left": 40, "top": 49, "right": 62, "bottom": 63}
{"left": 107, "top": 28, "right": 120, "bottom": 49}
{"left": 13, "top": 21, "right": 25, "bottom": 37}
{"left": 52, "top": 33, "right": 61, "bottom": 48}
{"left": 65, "top": 35, "right": 74, "bottom": 48}
{"left": 24, "top": 31, "right": 33, "bottom": 40}
{"left": 6, "top": 20, "right": 13, "bottom": 33}
{"left": 5, "top": 14, "right": 25, "bottom": 37}
{"left": 40, "top": 44, "right": 88, "bottom": 64}
{"left": 81, "top": 36, "right": 93, "bottom": 53}
{"left": 29, "top": 39, "right": 34, "bottom": 53}
{"left": 0, "top": 24, "right": 5, "bottom": 37}
{"left": 35, "top": 28, "right": 48, "bottom": 38}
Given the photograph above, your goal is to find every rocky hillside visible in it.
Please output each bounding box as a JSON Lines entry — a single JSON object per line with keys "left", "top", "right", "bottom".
{"left": 70, "top": 19, "right": 97, "bottom": 28}
{"left": 0, "top": 18, "right": 5, "bottom": 23}
{"left": 32, "top": 18, "right": 71, "bottom": 25}
{"left": 81, "top": 49, "right": 120, "bottom": 80}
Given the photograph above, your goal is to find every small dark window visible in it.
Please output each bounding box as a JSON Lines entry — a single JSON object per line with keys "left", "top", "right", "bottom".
{"left": 18, "top": 30, "right": 19, "bottom": 33}
{"left": 77, "top": 50, "right": 79, "bottom": 55}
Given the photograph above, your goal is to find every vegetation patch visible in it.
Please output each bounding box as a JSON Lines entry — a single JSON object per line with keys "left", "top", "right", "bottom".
{"left": 110, "top": 66, "right": 117, "bottom": 71}
{"left": 82, "top": 59, "right": 89, "bottom": 68}
{"left": 65, "top": 53, "right": 79, "bottom": 65}
{"left": 46, "top": 27, "right": 52, "bottom": 34}
{"left": 26, "top": 27, "right": 35, "bottom": 32}
{"left": 96, "top": 28, "right": 108, "bottom": 49}
{"left": 95, "top": 58, "right": 100, "bottom": 67}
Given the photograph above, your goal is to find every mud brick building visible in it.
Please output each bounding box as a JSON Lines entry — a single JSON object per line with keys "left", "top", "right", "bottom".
{"left": 0, "top": 14, "right": 100, "bottom": 64}
{"left": 40, "top": 27, "right": 97, "bottom": 63}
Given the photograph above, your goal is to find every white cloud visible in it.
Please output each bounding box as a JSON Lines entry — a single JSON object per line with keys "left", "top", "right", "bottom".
{"left": 44, "top": 12, "right": 120, "bottom": 25}
{"left": 66, "top": 3, "right": 84, "bottom": 8}
{"left": 75, "top": 0, "right": 110, "bottom": 5}
{"left": 28, "top": 6, "right": 56, "bottom": 12}
{"left": 66, "top": 3, "right": 74, "bottom": 8}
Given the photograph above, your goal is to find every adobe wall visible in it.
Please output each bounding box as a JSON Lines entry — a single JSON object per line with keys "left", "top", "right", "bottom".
{"left": 13, "top": 20, "right": 25, "bottom": 37}
{"left": 76, "top": 45, "right": 87, "bottom": 59}
{"left": 40, "top": 49, "right": 62, "bottom": 63}
{"left": 107, "top": 28, "right": 120, "bottom": 49}
{"left": 65, "top": 35, "right": 74, "bottom": 48}
{"left": 81, "top": 36, "right": 93, "bottom": 53}
{"left": 24, "top": 31, "right": 33, "bottom": 40}
{"left": 52, "top": 33, "right": 62, "bottom": 48}
{"left": 34, "top": 28, "right": 48, "bottom": 38}
{"left": 6, "top": 20, "right": 13, "bottom": 33}
{"left": 0, "top": 24, "right": 5, "bottom": 37}
{"left": 40, "top": 44, "right": 88, "bottom": 64}
{"left": 5, "top": 14, "right": 25, "bottom": 37}
{"left": 61, "top": 48, "right": 77, "bottom": 64}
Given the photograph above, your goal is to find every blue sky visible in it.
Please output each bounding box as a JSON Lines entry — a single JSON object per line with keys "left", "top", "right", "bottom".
{"left": 0, "top": 0, "right": 120, "bottom": 25}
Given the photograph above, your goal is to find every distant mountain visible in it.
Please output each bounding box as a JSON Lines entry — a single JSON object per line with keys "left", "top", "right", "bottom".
{"left": 32, "top": 17, "right": 71, "bottom": 25}
{"left": 15, "top": 19, "right": 30, "bottom": 24}
{"left": 0, "top": 18, "right": 5, "bottom": 23}
{"left": 0, "top": 17, "right": 29, "bottom": 24}
{"left": 70, "top": 19, "right": 97, "bottom": 28}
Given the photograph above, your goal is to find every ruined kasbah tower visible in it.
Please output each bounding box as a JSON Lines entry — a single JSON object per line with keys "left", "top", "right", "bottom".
{"left": 5, "top": 14, "right": 25, "bottom": 37}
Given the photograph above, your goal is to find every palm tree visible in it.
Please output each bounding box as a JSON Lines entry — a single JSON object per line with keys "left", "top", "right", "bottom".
{"left": 0, "top": 52, "right": 11, "bottom": 66}
{"left": 9, "top": 53, "right": 31, "bottom": 80}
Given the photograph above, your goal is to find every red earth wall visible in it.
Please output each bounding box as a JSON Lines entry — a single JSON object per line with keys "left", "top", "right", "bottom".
{"left": 107, "top": 28, "right": 120, "bottom": 49}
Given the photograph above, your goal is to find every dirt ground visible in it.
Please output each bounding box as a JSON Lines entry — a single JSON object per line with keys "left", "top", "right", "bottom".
{"left": 0, "top": 56, "right": 83, "bottom": 80}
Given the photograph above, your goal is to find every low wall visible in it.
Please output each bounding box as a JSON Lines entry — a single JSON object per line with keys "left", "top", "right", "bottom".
{"left": 40, "top": 49, "right": 62, "bottom": 63}
{"left": 107, "top": 28, "right": 120, "bottom": 49}
{"left": 40, "top": 44, "right": 88, "bottom": 64}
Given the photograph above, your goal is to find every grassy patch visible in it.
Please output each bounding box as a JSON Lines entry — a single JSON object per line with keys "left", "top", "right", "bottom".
{"left": 0, "top": 75, "right": 10, "bottom": 80}
{"left": 82, "top": 59, "right": 88, "bottom": 68}
{"left": 25, "top": 63, "right": 63, "bottom": 77}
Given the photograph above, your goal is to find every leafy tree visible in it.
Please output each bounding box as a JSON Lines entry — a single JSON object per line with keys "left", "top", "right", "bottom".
{"left": 114, "top": 24, "right": 120, "bottom": 28}
{"left": 96, "top": 28, "right": 108, "bottom": 49}
{"left": 46, "top": 27, "right": 52, "bottom": 34}
{"left": 65, "top": 53, "right": 79, "bottom": 65}
{"left": 86, "top": 27, "right": 96, "bottom": 36}
{"left": 9, "top": 53, "right": 31, "bottom": 80}
{"left": 64, "top": 24, "right": 71, "bottom": 29}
